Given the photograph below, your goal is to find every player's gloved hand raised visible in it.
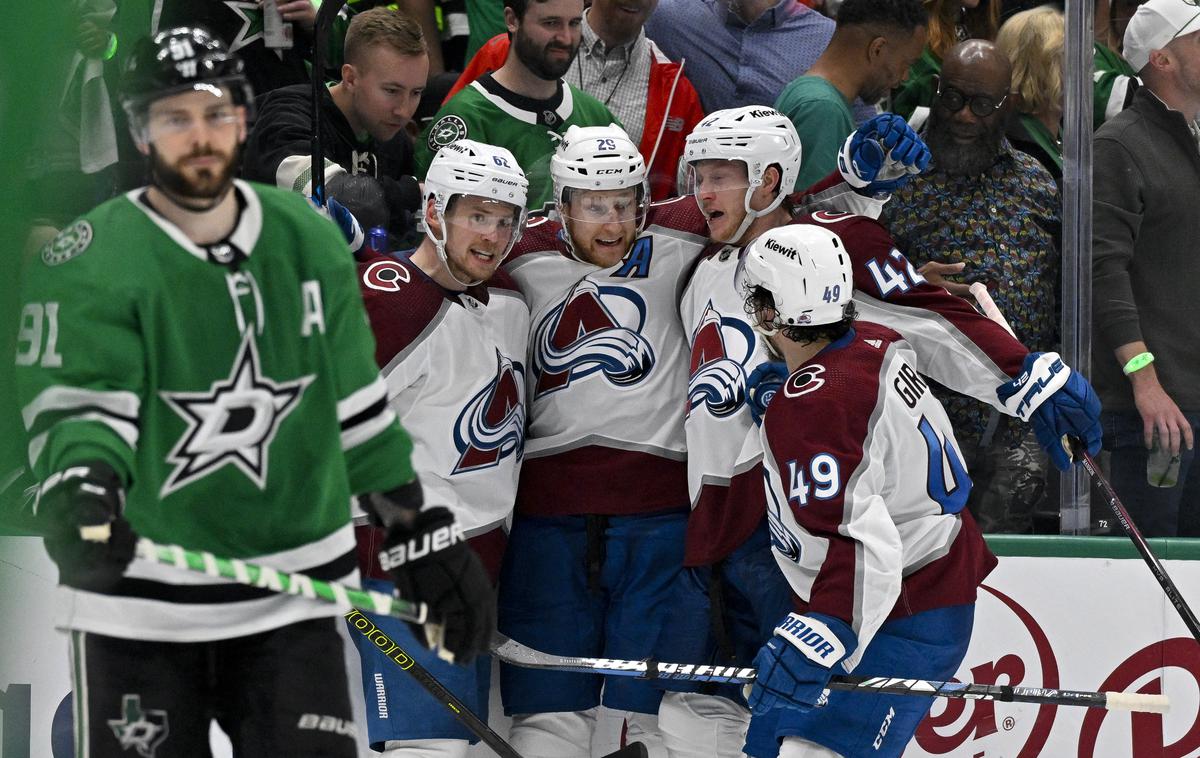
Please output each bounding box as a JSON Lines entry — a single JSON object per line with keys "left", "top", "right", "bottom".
{"left": 997, "top": 352, "right": 1102, "bottom": 471}
{"left": 747, "top": 361, "right": 788, "bottom": 426}
{"left": 745, "top": 613, "right": 857, "bottom": 715}
{"left": 838, "top": 114, "right": 930, "bottom": 196}
{"left": 378, "top": 506, "right": 496, "bottom": 664}
{"left": 37, "top": 461, "right": 137, "bottom": 593}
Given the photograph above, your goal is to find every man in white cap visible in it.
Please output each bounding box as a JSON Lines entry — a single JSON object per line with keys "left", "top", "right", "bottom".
{"left": 1092, "top": 0, "right": 1200, "bottom": 537}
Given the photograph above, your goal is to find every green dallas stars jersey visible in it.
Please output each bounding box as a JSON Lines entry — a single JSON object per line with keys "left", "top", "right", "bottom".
{"left": 416, "top": 75, "right": 619, "bottom": 213}
{"left": 16, "top": 180, "right": 416, "bottom": 642}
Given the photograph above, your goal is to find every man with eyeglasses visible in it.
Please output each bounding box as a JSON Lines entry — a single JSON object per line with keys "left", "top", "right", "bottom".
{"left": 881, "top": 39, "right": 1062, "bottom": 535}
{"left": 15, "top": 27, "right": 494, "bottom": 756}
{"left": 1092, "top": 0, "right": 1200, "bottom": 535}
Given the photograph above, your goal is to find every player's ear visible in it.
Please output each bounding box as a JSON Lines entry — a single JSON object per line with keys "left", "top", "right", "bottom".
{"left": 425, "top": 197, "right": 441, "bottom": 235}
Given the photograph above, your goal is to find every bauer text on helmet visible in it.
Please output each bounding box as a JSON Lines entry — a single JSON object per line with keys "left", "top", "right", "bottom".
{"left": 423, "top": 139, "right": 530, "bottom": 287}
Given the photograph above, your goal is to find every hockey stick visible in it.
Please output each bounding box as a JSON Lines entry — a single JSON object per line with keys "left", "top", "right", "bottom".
{"left": 966, "top": 287, "right": 1200, "bottom": 645}
{"left": 132, "top": 537, "right": 427, "bottom": 623}
{"left": 128, "top": 537, "right": 648, "bottom": 758}
{"left": 310, "top": 0, "right": 350, "bottom": 205}
{"left": 490, "top": 634, "right": 1169, "bottom": 713}
{"left": 969, "top": 282, "right": 1015, "bottom": 338}
{"left": 345, "top": 608, "right": 525, "bottom": 758}
{"left": 1071, "top": 441, "right": 1200, "bottom": 644}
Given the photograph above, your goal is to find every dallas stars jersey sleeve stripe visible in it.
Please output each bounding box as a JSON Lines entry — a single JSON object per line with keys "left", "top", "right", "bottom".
{"left": 278, "top": 156, "right": 346, "bottom": 195}
{"left": 337, "top": 375, "right": 395, "bottom": 451}
{"left": 22, "top": 386, "right": 141, "bottom": 468}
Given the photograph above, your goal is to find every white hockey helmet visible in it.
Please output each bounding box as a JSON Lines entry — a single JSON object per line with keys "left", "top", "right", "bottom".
{"left": 551, "top": 124, "right": 650, "bottom": 256}
{"left": 684, "top": 106, "right": 803, "bottom": 243}
{"left": 424, "top": 139, "right": 529, "bottom": 285}
{"left": 743, "top": 224, "right": 853, "bottom": 331}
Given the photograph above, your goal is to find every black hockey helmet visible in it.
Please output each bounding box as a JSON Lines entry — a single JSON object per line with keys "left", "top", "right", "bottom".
{"left": 119, "top": 26, "right": 255, "bottom": 142}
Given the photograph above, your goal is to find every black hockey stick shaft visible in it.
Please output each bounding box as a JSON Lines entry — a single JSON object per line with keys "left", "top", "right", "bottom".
{"left": 310, "top": 0, "right": 349, "bottom": 205}
{"left": 1073, "top": 440, "right": 1200, "bottom": 643}
{"left": 346, "top": 609, "right": 523, "bottom": 758}
{"left": 490, "top": 634, "right": 1169, "bottom": 712}
{"left": 345, "top": 610, "right": 647, "bottom": 758}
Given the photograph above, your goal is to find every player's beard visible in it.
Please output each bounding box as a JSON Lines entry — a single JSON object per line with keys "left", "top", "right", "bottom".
{"left": 925, "top": 108, "right": 1007, "bottom": 177}
{"left": 514, "top": 30, "right": 577, "bottom": 81}
{"left": 149, "top": 143, "right": 240, "bottom": 211}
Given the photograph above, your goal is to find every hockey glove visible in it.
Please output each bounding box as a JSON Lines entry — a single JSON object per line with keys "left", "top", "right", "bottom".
{"left": 745, "top": 613, "right": 857, "bottom": 715}
{"left": 997, "top": 352, "right": 1102, "bottom": 471}
{"left": 837, "top": 114, "right": 930, "bottom": 196}
{"left": 37, "top": 461, "right": 136, "bottom": 593}
{"left": 747, "top": 361, "right": 788, "bottom": 426}
{"left": 379, "top": 174, "right": 422, "bottom": 236}
{"left": 378, "top": 506, "right": 496, "bottom": 664}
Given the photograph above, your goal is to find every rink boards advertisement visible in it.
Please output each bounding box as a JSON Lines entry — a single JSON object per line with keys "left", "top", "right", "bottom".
{"left": 2, "top": 535, "right": 1200, "bottom": 757}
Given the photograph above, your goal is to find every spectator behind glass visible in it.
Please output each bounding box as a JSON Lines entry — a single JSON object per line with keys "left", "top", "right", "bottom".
{"left": 775, "top": 0, "right": 928, "bottom": 191}
{"left": 882, "top": 40, "right": 1061, "bottom": 534}
{"left": 154, "top": 0, "right": 320, "bottom": 97}
{"left": 1092, "top": 0, "right": 1200, "bottom": 537}
{"left": 646, "top": 0, "right": 835, "bottom": 113}
{"left": 442, "top": 0, "right": 706, "bottom": 200}
{"left": 890, "top": 0, "right": 1001, "bottom": 122}
{"left": 996, "top": 5, "right": 1065, "bottom": 181}
{"left": 241, "top": 7, "right": 428, "bottom": 237}
{"left": 416, "top": 0, "right": 618, "bottom": 212}
{"left": 1094, "top": 0, "right": 1143, "bottom": 126}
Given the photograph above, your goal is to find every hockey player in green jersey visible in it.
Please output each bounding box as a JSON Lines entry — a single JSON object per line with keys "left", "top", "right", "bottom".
{"left": 16, "top": 27, "right": 494, "bottom": 757}
{"left": 415, "top": 0, "right": 617, "bottom": 213}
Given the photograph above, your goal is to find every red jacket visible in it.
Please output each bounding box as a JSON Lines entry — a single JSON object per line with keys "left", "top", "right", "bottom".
{"left": 446, "top": 33, "right": 706, "bottom": 200}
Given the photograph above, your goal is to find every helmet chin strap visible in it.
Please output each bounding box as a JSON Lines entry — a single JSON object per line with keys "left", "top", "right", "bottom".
{"left": 751, "top": 320, "right": 786, "bottom": 361}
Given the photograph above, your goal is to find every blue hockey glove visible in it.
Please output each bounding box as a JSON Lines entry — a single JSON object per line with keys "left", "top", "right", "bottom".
{"left": 37, "top": 461, "right": 137, "bottom": 593}
{"left": 997, "top": 352, "right": 1102, "bottom": 471}
{"left": 837, "top": 114, "right": 930, "bottom": 195}
{"left": 747, "top": 361, "right": 788, "bottom": 426}
{"left": 745, "top": 613, "right": 857, "bottom": 715}
{"left": 307, "top": 194, "right": 366, "bottom": 255}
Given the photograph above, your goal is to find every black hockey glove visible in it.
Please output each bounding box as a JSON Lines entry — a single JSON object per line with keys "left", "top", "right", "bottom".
{"left": 378, "top": 174, "right": 421, "bottom": 236}
{"left": 37, "top": 461, "right": 137, "bottom": 593}
{"left": 378, "top": 506, "right": 496, "bottom": 664}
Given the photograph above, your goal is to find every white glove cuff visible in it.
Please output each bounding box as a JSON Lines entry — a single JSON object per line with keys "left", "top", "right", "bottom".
{"left": 774, "top": 613, "right": 846, "bottom": 668}
{"left": 1000, "top": 352, "right": 1071, "bottom": 422}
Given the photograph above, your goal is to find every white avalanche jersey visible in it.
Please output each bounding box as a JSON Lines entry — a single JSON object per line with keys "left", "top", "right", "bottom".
{"left": 356, "top": 253, "right": 529, "bottom": 535}
{"left": 680, "top": 210, "right": 1030, "bottom": 566}
{"left": 760, "top": 321, "right": 996, "bottom": 669}
{"left": 502, "top": 197, "right": 709, "bottom": 516}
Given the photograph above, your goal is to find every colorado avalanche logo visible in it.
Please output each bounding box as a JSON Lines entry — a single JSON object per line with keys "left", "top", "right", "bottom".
{"left": 452, "top": 350, "right": 525, "bottom": 474}
{"left": 532, "top": 279, "right": 655, "bottom": 397}
{"left": 687, "top": 302, "right": 756, "bottom": 418}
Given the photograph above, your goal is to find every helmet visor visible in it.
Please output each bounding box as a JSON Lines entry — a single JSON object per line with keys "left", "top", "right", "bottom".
{"left": 559, "top": 186, "right": 648, "bottom": 225}
{"left": 685, "top": 160, "right": 751, "bottom": 197}
{"left": 125, "top": 79, "right": 254, "bottom": 144}
{"left": 443, "top": 196, "right": 527, "bottom": 259}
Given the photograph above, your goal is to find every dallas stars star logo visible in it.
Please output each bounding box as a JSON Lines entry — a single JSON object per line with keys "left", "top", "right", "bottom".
{"left": 160, "top": 332, "right": 314, "bottom": 497}
{"left": 108, "top": 694, "right": 169, "bottom": 758}
{"left": 224, "top": 1, "right": 285, "bottom": 60}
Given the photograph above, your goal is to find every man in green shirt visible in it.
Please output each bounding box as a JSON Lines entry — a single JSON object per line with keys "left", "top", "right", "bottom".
{"left": 775, "top": 0, "right": 928, "bottom": 191}
{"left": 417, "top": 0, "right": 617, "bottom": 212}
